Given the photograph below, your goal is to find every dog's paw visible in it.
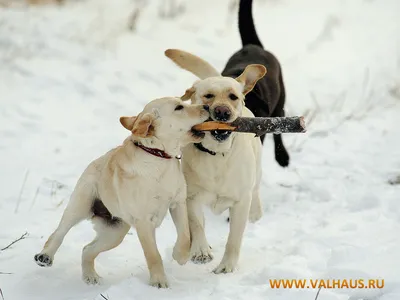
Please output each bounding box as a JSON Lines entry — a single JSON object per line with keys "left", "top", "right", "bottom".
{"left": 275, "top": 148, "right": 289, "bottom": 167}
{"left": 150, "top": 273, "right": 169, "bottom": 289}
{"left": 212, "top": 261, "right": 236, "bottom": 274}
{"left": 191, "top": 244, "right": 213, "bottom": 264}
{"left": 34, "top": 253, "right": 53, "bottom": 267}
{"left": 82, "top": 272, "right": 102, "bottom": 285}
{"left": 172, "top": 241, "right": 190, "bottom": 265}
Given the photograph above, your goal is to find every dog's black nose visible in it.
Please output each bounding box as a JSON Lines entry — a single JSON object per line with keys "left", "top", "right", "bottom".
{"left": 214, "top": 106, "right": 231, "bottom": 121}
{"left": 203, "top": 105, "right": 209, "bottom": 111}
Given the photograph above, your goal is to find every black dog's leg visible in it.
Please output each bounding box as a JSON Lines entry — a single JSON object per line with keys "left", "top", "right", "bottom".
{"left": 259, "top": 132, "right": 266, "bottom": 144}
{"left": 273, "top": 134, "right": 289, "bottom": 167}
{"left": 272, "top": 72, "right": 290, "bottom": 167}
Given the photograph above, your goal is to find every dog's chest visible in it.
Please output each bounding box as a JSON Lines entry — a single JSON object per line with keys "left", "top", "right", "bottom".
{"left": 184, "top": 147, "right": 255, "bottom": 198}
{"left": 193, "top": 156, "right": 230, "bottom": 189}
{"left": 107, "top": 162, "right": 185, "bottom": 227}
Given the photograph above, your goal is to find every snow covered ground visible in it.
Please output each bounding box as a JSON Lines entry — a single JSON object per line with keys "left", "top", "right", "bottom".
{"left": 1, "top": 0, "right": 400, "bottom": 299}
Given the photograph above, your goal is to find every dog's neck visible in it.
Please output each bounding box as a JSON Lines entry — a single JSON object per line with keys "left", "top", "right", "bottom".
{"left": 133, "top": 141, "right": 174, "bottom": 159}
{"left": 194, "top": 142, "right": 216, "bottom": 156}
{"left": 118, "top": 137, "right": 180, "bottom": 177}
{"left": 193, "top": 132, "right": 237, "bottom": 155}
{"left": 131, "top": 136, "right": 182, "bottom": 160}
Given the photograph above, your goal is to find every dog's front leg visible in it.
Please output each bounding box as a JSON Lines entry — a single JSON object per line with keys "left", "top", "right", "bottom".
{"left": 213, "top": 195, "right": 251, "bottom": 274}
{"left": 135, "top": 221, "right": 168, "bottom": 288}
{"left": 169, "top": 200, "right": 190, "bottom": 265}
{"left": 187, "top": 191, "right": 214, "bottom": 264}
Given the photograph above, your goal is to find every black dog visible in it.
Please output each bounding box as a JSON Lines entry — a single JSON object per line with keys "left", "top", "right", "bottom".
{"left": 222, "top": 0, "right": 289, "bottom": 167}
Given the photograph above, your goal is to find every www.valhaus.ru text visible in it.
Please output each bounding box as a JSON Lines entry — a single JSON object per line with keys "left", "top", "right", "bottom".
{"left": 269, "top": 279, "right": 384, "bottom": 289}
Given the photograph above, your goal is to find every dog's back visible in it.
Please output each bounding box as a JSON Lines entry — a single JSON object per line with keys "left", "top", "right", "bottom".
{"left": 222, "top": 0, "right": 289, "bottom": 167}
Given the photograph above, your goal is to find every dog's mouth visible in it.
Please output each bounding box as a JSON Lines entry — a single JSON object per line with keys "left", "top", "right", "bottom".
{"left": 190, "top": 118, "right": 232, "bottom": 142}
{"left": 191, "top": 128, "right": 205, "bottom": 139}
{"left": 205, "top": 117, "right": 232, "bottom": 142}
{"left": 210, "top": 130, "right": 231, "bottom": 142}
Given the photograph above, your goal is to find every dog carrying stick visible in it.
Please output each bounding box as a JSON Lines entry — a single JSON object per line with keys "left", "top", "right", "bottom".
{"left": 192, "top": 116, "right": 306, "bottom": 136}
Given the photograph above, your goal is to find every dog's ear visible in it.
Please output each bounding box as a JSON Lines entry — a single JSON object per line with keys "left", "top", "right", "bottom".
{"left": 120, "top": 114, "right": 155, "bottom": 137}
{"left": 181, "top": 86, "right": 196, "bottom": 101}
{"left": 131, "top": 113, "right": 155, "bottom": 137}
{"left": 120, "top": 116, "right": 138, "bottom": 131}
{"left": 235, "top": 64, "right": 267, "bottom": 95}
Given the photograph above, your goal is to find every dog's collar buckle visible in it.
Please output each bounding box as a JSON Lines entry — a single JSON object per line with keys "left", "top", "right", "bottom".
{"left": 133, "top": 141, "right": 178, "bottom": 160}
{"left": 194, "top": 143, "right": 216, "bottom": 156}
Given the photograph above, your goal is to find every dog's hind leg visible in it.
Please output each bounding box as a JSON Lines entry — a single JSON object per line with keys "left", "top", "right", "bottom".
{"left": 249, "top": 191, "right": 262, "bottom": 223}
{"left": 81, "top": 218, "right": 130, "bottom": 285}
{"left": 34, "top": 183, "right": 94, "bottom": 267}
{"left": 249, "top": 156, "right": 263, "bottom": 223}
{"left": 272, "top": 71, "right": 290, "bottom": 167}
{"left": 228, "top": 188, "right": 263, "bottom": 224}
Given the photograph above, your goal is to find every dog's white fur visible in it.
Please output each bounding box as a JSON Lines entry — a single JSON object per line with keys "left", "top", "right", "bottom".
{"left": 165, "top": 49, "right": 266, "bottom": 273}
{"left": 34, "top": 97, "right": 209, "bottom": 288}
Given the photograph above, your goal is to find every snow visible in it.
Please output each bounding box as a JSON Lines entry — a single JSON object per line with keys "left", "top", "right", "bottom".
{"left": 1, "top": 0, "right": 400, "bottom": 299}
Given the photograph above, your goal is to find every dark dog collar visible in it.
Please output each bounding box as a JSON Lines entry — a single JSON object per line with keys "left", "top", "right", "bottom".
{"left": 194, "top": 143, "right": 216, "bottom": 156}
{"left": 134, "top": 141, "right": 180, "bottom": 159}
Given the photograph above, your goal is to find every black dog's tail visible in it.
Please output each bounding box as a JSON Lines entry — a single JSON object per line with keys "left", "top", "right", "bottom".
{"left": 239, "top": 0, "right": 263, "bottom": 48}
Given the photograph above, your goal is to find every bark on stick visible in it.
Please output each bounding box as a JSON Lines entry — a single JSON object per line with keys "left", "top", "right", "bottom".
{"left": 192, "top": 116, "right": 306, "bottom": 136}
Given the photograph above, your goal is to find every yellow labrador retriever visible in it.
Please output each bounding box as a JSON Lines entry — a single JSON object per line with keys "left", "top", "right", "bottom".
{"left": 34, "top": 97, "right": 210, "bottom": 288}
{"left": 165, "top": 49, "right": 266, "bottom": 274}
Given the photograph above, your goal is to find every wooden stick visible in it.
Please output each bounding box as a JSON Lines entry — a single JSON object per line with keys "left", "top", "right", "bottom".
{"left": 192, "top": 116, "right": 306, "bottom": 136}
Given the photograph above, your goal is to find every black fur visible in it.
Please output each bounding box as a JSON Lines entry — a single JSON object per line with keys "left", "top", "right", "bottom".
{"left": 91, "top": 198, "right": 122, "bottom": 226}
{"left": 221, "top": 0, "right": 289, "bottom": 167}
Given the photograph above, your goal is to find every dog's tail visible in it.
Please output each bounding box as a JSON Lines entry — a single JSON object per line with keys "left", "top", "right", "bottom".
{"left": 239, "top": 0, "right": 263, "bottom": 48}
{"left": 165, "top": 49, "right": 220, "bottom": 79}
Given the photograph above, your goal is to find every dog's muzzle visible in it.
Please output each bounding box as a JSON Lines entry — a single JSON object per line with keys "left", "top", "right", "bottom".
{"left": 210, "top": 106, "right": 233, "bottom": 142}
{"left": 191, "top": 128, "right": 205, "bottom": 139}
{"left": 213, "top": 105, "right": 232, "bottom": 122}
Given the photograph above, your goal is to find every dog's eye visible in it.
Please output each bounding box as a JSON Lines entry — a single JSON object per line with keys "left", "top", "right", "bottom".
{"left": 229, "top": 93, "right": 238, "bottom": 100}
{"left": 174, "top": 105, "right": 184, "bottom": 111}
{"left": 204, "top": 94, "right": 214, "bottom": 99}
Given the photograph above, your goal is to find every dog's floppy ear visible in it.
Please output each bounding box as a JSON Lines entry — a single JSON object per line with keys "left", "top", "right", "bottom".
{"left": 131, "top": 113, "right": 155, "bottom": 137}
{"left": 181, "top": 86, "right": 196, "bottom": 101}
{"left": 120, "top": 116, "right": 137, "bottom": 131}
{"left": 165, "top": 49, "right": 220, "bottom": 79}
{"left": 120, "top": 113, "right": 155, "bottom": 137}
{"left": 235, "top": 64, "right": 267, "bottom": 95}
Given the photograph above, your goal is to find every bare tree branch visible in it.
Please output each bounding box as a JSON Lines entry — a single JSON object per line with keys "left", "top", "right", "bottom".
{"left": 315, "top": 287, "right": 322, "bottom": 300}
{"left": 15, "top": 170, "right": 29, "bottom": 214}
{"left": 1, "top": 232, "right": 28, "bottom": 251}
